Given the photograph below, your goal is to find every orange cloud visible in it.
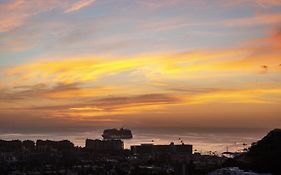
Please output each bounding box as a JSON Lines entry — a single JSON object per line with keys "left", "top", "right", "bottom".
{"left": 16, "top": 93, "right": 179, "bottom": 118}
{"left": 4, "top": 40, "right": 281, "bottom": 87}
{"left": 225, "top": 12, "right": 281, "bottom": 26}
{"left": 0, "top": 0, "right": 61, "bottom": 32}
{"left": 261, "top": 28, "right": 281, "bottom": 49}
{"left": 255, "top": 0, "right": 281, "bottom": 6}
{"left": 1, "top": 27, "right": 281, "bottom": 121}
{"left": 0, "top": 0, "right": 96, "bottom": 32}
{"left": 185, "top": 88, "right": 281, "bottom": 105}
{"left": 226, "top": 0, "right": 281, "bottom": 8}
{"left": 0, "top": 83, "right": 116, "bottom": 102}
{"left": 43, "top": 86, "right": 114, "bottom": 99}
{"left": 64, "top": 0, "right": 96, "bottom": 13}
{"left": 5, "top": 57, "right": 148, "bottom": 85}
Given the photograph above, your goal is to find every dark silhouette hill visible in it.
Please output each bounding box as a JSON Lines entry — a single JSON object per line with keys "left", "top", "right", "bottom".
{"left": 246, "top": 128, "right": 281, "bottom": 173}
{"left": 224, "top": 129, "right": 281, "bottom": 174}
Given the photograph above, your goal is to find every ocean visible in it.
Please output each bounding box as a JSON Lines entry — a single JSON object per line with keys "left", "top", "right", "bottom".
{"left": 0, "top": 127, "right": 269, "bottom": 154}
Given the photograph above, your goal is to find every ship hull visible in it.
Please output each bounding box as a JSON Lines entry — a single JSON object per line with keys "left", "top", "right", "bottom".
{"left": 102, "top": 128, "right": 133, "bottom": 140}
{"left": 102, "top": 135, "right": 133, "bottom": 140}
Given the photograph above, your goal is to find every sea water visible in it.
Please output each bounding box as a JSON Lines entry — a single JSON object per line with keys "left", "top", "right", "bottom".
{"left": 0, "top": 127, "right": 268, "bottom": 154}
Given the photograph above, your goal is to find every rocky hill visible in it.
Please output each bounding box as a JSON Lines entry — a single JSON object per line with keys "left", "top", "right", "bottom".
{"left": 246, "top": 129, "right": 281, "bottom": 173}
{"left": 224, "top": 129, "right": 281, "bottom": 174}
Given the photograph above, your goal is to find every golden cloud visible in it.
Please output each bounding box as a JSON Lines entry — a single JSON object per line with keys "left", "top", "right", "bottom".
{"left": 64, "top": 0, "right": 96, "bottom": 13}
{"left": 225, "top": 12, "right": 281, "bottom": 26}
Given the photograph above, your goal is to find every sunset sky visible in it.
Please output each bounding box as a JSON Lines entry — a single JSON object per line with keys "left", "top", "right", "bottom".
{"left": 0, "top": 0, "right": 281, "bottom": 134}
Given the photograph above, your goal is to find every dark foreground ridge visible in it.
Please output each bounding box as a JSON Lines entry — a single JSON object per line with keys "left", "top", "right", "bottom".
{"left": 224, "top": 128, "right": 281, "bottom": 174}
{"left": 0, "top": 129, "right": 280, "bottom": 175}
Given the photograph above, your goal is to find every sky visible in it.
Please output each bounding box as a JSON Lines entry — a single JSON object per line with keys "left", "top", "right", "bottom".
{"left": 0, "top": 0, "right": 281, "bottom": 134}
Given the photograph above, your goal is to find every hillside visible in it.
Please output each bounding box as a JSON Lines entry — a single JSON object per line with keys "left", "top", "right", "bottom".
{"left": 225, "top": 129, "right": 281, "bottom": 174}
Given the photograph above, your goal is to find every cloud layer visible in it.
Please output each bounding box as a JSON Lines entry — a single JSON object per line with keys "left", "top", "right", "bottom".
{"left": 0, "top": 0, "right": 281, "bottom": 133}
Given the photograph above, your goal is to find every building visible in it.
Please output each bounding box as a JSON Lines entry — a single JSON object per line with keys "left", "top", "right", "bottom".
{"left": 131, "top": 142, "right": 193, "bottom": 174}
{"left": 85, "top": 139, "right": 124, "bottom": 152}
{"left": 22, "top": 140, "right": 35, "bottom": 151}
{"left": 36, "top": 140, "right": 74, "bottom": 152}
{"left": 0, "top": 140, "right": 22, "bottom": 152}
{"left": 131, "top": 142, "right": 192, "bottom": 156}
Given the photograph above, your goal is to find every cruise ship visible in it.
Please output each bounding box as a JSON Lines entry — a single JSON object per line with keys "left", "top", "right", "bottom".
{"left": 102, "top": 128, "right": 133, "bottom": 140}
